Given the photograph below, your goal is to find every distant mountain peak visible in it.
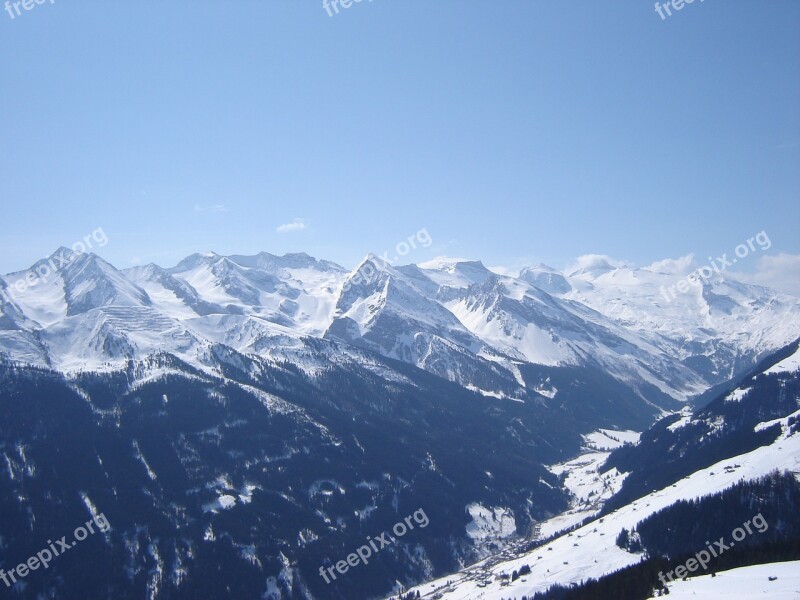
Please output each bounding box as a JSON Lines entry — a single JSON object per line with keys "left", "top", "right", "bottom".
{"left": 567, "top": 255, "right": 621, "bottom": 278}
{"left": 418, "top": 256, "right": 484, "bottom": 270}
{"left": 520, "top": 264, "right": 572, "bottom": 295}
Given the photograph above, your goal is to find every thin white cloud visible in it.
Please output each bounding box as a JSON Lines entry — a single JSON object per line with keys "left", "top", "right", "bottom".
{"left": 194, "top": 204, "right": 228, "bottom": 213}
{"left": 566, "top": 254, "right": 632, "bottom": 276}
{"left": 733, "top": 253, "right": 800, "bottom": 297}
{"left": 276, "top": 218, "right": 307, "bottom": 234}
{"left": 645, "top": 254, "right": 695, "bottom": 276}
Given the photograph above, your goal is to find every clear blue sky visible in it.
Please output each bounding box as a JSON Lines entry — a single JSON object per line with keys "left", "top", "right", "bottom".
{"left": 1, "top": 0, "right": 798, "bottom": 274}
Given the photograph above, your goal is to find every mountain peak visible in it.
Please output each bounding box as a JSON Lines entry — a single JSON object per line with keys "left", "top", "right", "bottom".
{"left": 567, "top": 255, "right": 624, "bottom": 278}
{"left": 417, "top": 257, "right": 492, "bottom": 289}
{"left": 520, "top": 264, "right": 572, "bottom": 294}
{"left": 418, "top": 256, "right": 481, "bottom": 270}
{"left": 48, "top": 246, "right": 74, "bottom": 259}
{"left": 354, "top": 253, "right": 392, "bottom": 271}
{"left": 523, "top": 262, "right": 561, "bottom": 274}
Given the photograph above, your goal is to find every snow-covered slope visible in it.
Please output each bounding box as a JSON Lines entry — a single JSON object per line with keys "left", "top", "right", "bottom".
{"left": 436, "top": 272, "right": 703, "bottom": 398}
{"left": 324, "top": 255, "right": 530, "bottom": 393}
{"left": 393, "top": 347, "right": 800, "bottom": 599}
{"left": 162, "top": 250, "right": 345, "bottom": 334}
{"left": 393, "top": 413, "right": 800, "bottom": 599}
{"left": 556, "top": 256, "right": 800, "bottom": 385}
{"left": 326, "top": 255, "right": 485, "bottom": 360}
{"left": 644, "top": 561, "right": 800, "bottom": 599}
{"left": 765, "top": 342, "right": 800, "bottom": 375}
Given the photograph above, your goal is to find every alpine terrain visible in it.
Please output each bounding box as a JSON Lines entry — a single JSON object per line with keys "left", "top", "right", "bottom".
{"left": 0, "top": 249, "right": 798, "bottom": 600}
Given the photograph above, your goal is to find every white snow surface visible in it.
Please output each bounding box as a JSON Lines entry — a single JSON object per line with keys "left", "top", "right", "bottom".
{"left": 765, "top": 343, "right": 800, "bottom": 375}
{"left": 582, "top": 429, "right": 640, "bottom": 451}
{"left": 725, "top": 388, "right": 750, "bottom": 403}
{"left": 645, "top": 561, "right": 800, "bottom": 599}
{"left": 668, "top": 406, "right": 694, "bottom": 431}
{"left": 202, "top": 494, "right": 237, "bottom": 513}
{"left": 464, "top": 504, "right": 517, "bottom": 541}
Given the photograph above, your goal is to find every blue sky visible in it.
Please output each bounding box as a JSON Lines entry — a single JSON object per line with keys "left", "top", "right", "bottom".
{"left": 1, "top": 0, "right": 798, "bottom": 282}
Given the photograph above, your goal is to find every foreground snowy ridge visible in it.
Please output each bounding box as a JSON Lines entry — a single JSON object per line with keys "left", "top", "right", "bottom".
{"left": 645, "top": 561, "right": 800, "bottom": 599}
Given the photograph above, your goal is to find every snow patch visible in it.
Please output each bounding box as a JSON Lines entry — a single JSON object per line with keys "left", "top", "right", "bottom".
{"left": 202, "top": 494, "right": 237, "bottom": 513}
{"left": 765, "top": 345, "right": 800, "bottom": 375}
{"left": 582, "top": 429, "right": 640, "bottom": 451}
{"left": 646, "top": 560, "right": 800, "bottom": 599}
{"left": 465, "top": 503, "right": 516, "bottom": 541}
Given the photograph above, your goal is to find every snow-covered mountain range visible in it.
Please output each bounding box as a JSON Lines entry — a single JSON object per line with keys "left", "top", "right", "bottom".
{"left": 1, "top": 247, "right": 799, "bottom": 600}
{"left": 1, "top": 249, "right": 798, "bottom": 409}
